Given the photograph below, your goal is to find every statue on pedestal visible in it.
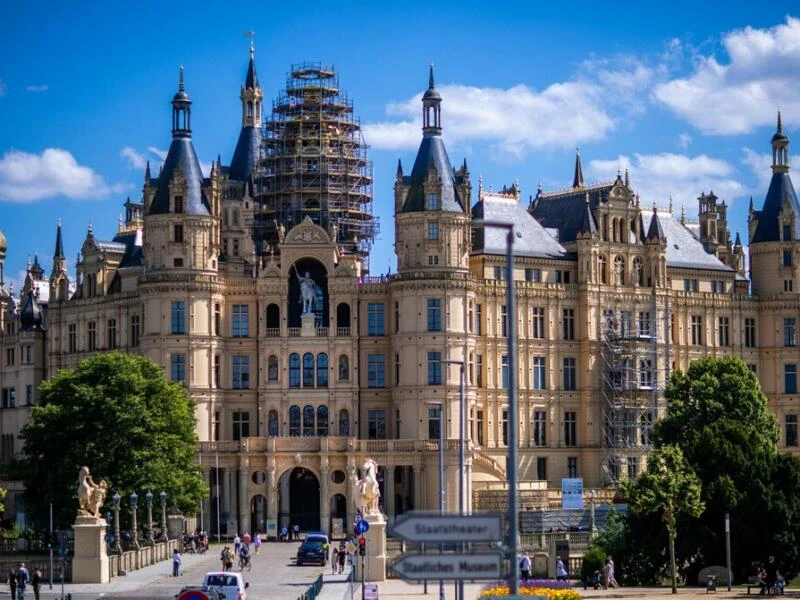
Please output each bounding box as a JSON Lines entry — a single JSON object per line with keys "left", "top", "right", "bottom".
{"left": 293, "top": 264, "right": 316, "bottom": 314}
{"left": 77, "top": 466, "right": 108, "bottom": 519}
{"left": 354, "top": 458, "right": 381, "bottom": 516}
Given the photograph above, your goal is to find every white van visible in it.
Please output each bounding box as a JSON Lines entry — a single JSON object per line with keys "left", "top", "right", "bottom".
{"left": 202, "top": 571, "right": 249, "bottom": 600}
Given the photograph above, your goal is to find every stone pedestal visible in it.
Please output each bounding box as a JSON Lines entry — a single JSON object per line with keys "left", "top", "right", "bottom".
{"left": 72, "top": 516, "right": 109, "bottom": 583}
{"left": 354, "top": 513, "right": 387, "bottom": 583}
{"left": 167, "top": 515, "right": 185, "bottom": 540}
{"left": 301, "top": 313, "right": 316, "bottom": 337}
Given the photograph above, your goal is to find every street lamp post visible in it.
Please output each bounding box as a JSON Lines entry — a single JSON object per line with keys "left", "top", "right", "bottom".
{"left": 145, "top": 491, "right": 155, "bottom": 546}
{"left": 112, "top": 492, "right": 122, "bottom": 554}
{"left": 130, "top": 492, "right": 140, "bottom": 551}
{"left": 160, "top": 491, "right": 168, "bottom": 542}
{"left": 475, "top": 219, "right": 518, "bottom": 595}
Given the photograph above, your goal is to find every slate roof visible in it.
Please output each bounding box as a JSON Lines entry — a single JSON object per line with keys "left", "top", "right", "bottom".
{"left": 530, "top": 182, "right": 613, "bottom": 244}
{"left": 149, "top": 137, "right": 210, "bottom": 215}
{"left": 245, "top": 55, "right": 258, "bottom": 90}
{"left": 229, "top": 126, "right": 261, "bottom": 183}
{"left": 472, "top": 193, "right": 569, "bottom": 260}
{"left": 643, "top": 212, "right": 732, "bottom": 272}
{"left": 113, "top": 228, "right": 143, "bottom": 269}
{"left": 400, "top": 135, "right": 464, "bottom": 213}
{"left": 751, "top": 171, "right": 800, "bottom": 243}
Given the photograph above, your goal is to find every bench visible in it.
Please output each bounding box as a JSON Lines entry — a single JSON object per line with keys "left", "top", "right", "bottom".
{"left": 747, "top": 577, "right": 784, "bottom": 595}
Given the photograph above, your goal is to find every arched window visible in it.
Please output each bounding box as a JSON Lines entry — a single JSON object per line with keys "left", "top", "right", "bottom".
{"left": 338, "top": 355, "right": 349, "bottom": 381}
{"left": 317, "top": 405, "right": 329, "bottom": 437}
{"left": 289, "top": 353, "right": 300, "bottom": 388}
{"left": 302, "top": 405, "right": 315, "bottom": 437}
{"left": 268, "top": 355, "right": 279, "bottom": 381}
{"left": 268, "top": 410, "right": 279, "bottom": 436}
{"left": 303, "top": 353, "right": 315, "bottom": 387}
{"left": 339, "top": 409, "right": 350, "bottom": 436}
{"left": 266, "top": 304, "right": 280, "bottom": 332}
{"left": 289, "top": 405, "right": 301, "bottom": 436}
{"left": 336, "top": 303, "right": 350, "bottom": 331}
{"left": 599, "top": 255, "right": 607, "bottom": 285}
{"left": 317, "top": 353, "right": 328, "bottom": 387}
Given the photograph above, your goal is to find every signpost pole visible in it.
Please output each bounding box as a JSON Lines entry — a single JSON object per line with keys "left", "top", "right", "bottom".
{"left": 360, "top": 533, "right": 365, "bottom": 600}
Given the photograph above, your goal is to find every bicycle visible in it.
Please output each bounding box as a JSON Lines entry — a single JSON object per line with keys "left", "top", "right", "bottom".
{"left": 239, "top": 554, "right": 251, "bottom": 571}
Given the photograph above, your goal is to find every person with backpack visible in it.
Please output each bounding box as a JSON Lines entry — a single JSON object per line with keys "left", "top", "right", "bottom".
{"left": 519, "top": 552, "right": 531, "bottom": 582}
{"left": 15, "top": 562, "right": 29, "bottom": 600}
{"left": 222, "top": 546, "right": 234, "bottom": 572}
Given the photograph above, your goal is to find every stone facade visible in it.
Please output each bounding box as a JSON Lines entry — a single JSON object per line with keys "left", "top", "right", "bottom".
{"left": 0, "top": 53, "right": 798, "bottom": 538}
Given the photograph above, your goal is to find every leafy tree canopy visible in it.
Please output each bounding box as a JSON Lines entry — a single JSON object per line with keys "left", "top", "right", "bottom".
{"left": 20, "top": 352, "right": 206, "bottom": 528}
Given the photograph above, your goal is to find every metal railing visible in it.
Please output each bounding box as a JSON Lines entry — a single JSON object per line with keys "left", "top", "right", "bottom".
{"left": 297, "top": 573, "right": 324, "bottom": 600}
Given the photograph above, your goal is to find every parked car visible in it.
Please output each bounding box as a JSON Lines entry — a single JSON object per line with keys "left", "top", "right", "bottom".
{"left": 201, "top": 571, "right": 249, "bottom": 600}
{"left": 304, "top": 530, "right": 330, "bottom": 546}
{"left": 296, "top": 540, "right": 327, "bottom": 566}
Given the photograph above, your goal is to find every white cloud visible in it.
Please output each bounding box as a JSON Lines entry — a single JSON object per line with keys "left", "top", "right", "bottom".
{"left": 587, "top": 152, "right": 747, "bottom": 214}
{"left": 147, "top": 146, "right": 168, "bottom": 161}
{"left": 740, "top": 146, "right": 800, "bottom": 191}
{"left": 654, "top": 16, "right": 800, "bottom": 134}
{"left": 365, "top": 56, "right": 657, "bottom": 158}
{"left": 120, "top": 145, "right": 212, "bottom": 177}
{"left": 0, "top": 148, "right": 120, "bottom": 203}
{"left": 0, "top": 80, "right": 6, "bottom": 97}
{"left": 120, "top": 147, "right": 148, "bottom": 170}
{"left": 677, "top": 132, "right": 692, "bottom": 149}
{"left": 25, "top": 85, "right": 48, "bottom": 93}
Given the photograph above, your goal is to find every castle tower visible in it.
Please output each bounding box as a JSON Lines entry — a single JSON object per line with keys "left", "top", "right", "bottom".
{"left": 49, "top": 219, "right": 70, "bottom": 302}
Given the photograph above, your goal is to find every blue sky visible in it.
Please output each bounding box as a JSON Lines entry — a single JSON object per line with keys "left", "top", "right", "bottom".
{"left": 1, "top": 1, "right": 799, "bottom": 285}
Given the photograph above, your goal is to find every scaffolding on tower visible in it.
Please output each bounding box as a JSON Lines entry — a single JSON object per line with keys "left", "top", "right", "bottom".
{"left": 252, "top": 63, "right": 379, "bottom": 271}
{"left": 599, "top": 300, "right": 668, "bottom": 486}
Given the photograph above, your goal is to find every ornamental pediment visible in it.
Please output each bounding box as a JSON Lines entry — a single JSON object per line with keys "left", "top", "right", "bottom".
{"left": 284, "top": 217, "right": 331, "bottom": 245}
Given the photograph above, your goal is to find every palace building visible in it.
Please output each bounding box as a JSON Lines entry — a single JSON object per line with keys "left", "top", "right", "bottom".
{"left": 0, "top": 45, "right": 796, "bottom": 537}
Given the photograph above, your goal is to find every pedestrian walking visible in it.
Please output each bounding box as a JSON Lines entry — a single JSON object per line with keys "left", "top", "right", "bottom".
{"left": 556, "top": 556, "right": 568, "bottom": 581}
{"left": 337, "top": 544, "right": 346, "bottom": 574}
{"left": 172, "top": 549, "right": 182, "bottom": 577}
{"left": 332, "top": 546, "right": 339, "bottom": 574}
{"left": 604, "top": 556, "right": 618, "bottom": 588}
{"left": 292, "top": 523, "right": 299, "bottom": 540}
{"left": 254, "top": 533, "right": 262, "bottom": 554}
{"left": 519, "top": 552, "right": 531, "bottom": 582}
{"left": 30, "top": 568, "right": 41, "bottom": 600}
{"left": 6, "top": 567, "right": 16, "bottom": 600}
{"left": 15, "top": 562, "right": 29, "bottom": 600}
{"left": 233, "top": 533, "right": 241, "bottom": 555}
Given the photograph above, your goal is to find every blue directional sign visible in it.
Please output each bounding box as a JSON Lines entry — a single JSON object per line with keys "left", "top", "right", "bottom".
{"left": 355, "top": 519, "right": 370, "bottom": 535}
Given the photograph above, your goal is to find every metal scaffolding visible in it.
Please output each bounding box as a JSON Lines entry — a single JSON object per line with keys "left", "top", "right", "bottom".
{"left": 253, "top": 63, "right": 378, "bottom": 270}
{"left": 599, "top": 302, "right": 665, "bottom": 485}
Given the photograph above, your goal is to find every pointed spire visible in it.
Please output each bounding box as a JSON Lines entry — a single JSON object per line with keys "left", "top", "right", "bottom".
{"left": 647, "top": 207, "right": 665, "bottom": 242}
{"left": 624, "top": 168, "right": 630, "bottom": 188}
{"left": 734, "top": 232, "right": 742, "bottom": 247}
{"left": 680, "top": 204, "right": 686, "bottom": 225}
{"left": 749, "top": 196, "right": 754, "bottom": 213}
{"left": 53, "top": 218, "right": 64, "bottom": 260}
{"left": 772, "top": 109, "right": 790, "bottom": 173}
{"left": 478, "top": 175, "right": 483, "bottom": 196}
{"left": 778, "top": 110, "right": 783, "bottom": 134}
{"left": 87, "top": 221, "right": 93, "bottom": 237}
{"left": 421, "top": 63, "right": 442, "bottom": 135}
{"left": 578, "top": 191, "right": 596, "bottom": 238}
{"left": 396, "top": 159, "right": 403, "bottom": 178}
{"left": 171, "top": 66, "right": 192, "bottom": 137}
{"left": 572, "top": 147, "right": 584, "bottom": 188}
{"left": 144, "top": 160, "right": 151, "bottom": 182}
{"left": 428, "top": 63, "right": 435, "bottom": 90}
{"left": 668, "top": 195, "right": 674, "bottom": 215}
{"left": 179, "top": 65, "right": 185, "bottom": 92}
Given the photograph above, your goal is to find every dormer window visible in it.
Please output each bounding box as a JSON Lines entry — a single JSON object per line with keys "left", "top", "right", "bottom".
{"left": 784, "top": 224, "right": 793, "bottom": 241}
{"left": 427, "top": 193, "right": 440, "bottom": 211}
{"left": 174, "top": 195, "right": 184, "bottom": 214}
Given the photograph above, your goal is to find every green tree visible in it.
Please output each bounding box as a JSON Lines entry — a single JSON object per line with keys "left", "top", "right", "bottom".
{"left": 623, "top": 445, "right": 704, "bottom": 593}
{"left": 654, "top": 356, "right": 800, "bottom": 581}
{"left": 20, "top": 351, "right": 206, "bottom": 528}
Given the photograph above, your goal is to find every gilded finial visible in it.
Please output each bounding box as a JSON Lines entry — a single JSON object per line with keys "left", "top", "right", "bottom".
{"left": 179, "top": 65, "right": 185, "bottom": 92}
{"left": 429, "top": 63, "right": 435, "bottom": 89}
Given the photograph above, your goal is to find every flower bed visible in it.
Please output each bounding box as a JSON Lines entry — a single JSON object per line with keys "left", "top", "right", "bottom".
{"left": 480, "top": 579, "right": 581, "bottom": 599}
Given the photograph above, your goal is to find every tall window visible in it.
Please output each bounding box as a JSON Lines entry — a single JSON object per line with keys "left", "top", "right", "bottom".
{"left": 171, "top": 301, "right": 185, "bottom": 334}
{"left": 476, "top": 355, "right": 483, "bottom": 387}
{"left": 268, "top": 410, "right": 279, "bottom": 436}
{"left": 339, "top": 409, "right": 350, "bottom": 436}
{"left": 476, "top": 410, "right": 484, "bottom": 445}
{"left": 718, "top": 316, "right": 730, "bottom": 347}
{"left": 501, "top": 355, "right": 509, "bottom": 389}
{"left": 232, "top": 411, "right": 250, "bottom": 441}
{"left": 785, "top": 318, "right": 797, "bottom": 347}
{"left": 289, "top": 353, "right": 300, "bottom": 388}
{"left": 784, "top": 249, "right": 793, "bottom": 267}
{"left": 639, "top": 359, "right": 653, "bottom": 388}
{"left": 786, "top": 364, "right": 798, "bottom": 394}
{"left": 427, "top": 222, "right": 439, "bottom": 240}
{"left": 786, "top": 415, "right": 799, "bottom": 447}
{"left": 427, "top": 407, "right": 441, "bottom": 440}
{"left": 475, "top": 304, "right": 482, "bottom": 335}
{"left": 317, "top": 353, "right": 328, "bottom": 388}
{"left": 468, "top": 302, "right": 474, "bottom": 333}
{"left": 562, "top": 308, "right": 575, "bottom": 340}
{"left": 303, "top": 353, "right": 315, "bottom": 387}
{"left": 2, "top": 389, "right": 15, "bottom": 408}
{"left": 567, "top": 457, "right": 578, "bottom": 478}
{"left": 533, "top": 410, "right": 546, "bottom": 446}
{"left": 627, "top": 457, "right": 639, "bottom": 479}
{"left": 87, "top": 321, "right": 97, "bottom": 351}
{"left": 427, "top": 299, "right": 442, "bottom": 332}
{"left": 367, "top": 303, "right": 385, "bottom": 336}
{"left": 532, "top": 356, "right": 546, "bottom": 390}
{"left": 563, "top": 357, "right": 577, "bottom": 391}
{"left": 536, "top": 457, "right": 547, "bottom": 481}
{"left": 267, "top": 355, "right": 279, "bottom": 382}
{"left": 174, "top": 224, "right": 184, "bottom": 243}
{"left": 68, "top": 323, "right": 77, "bottom": 353}
{"left": 532, "top": 307, "right": 545, "bottom": 339}
{"left": 564, "top": 411, "right": 577, "bottom": 447}
{"left": 500, "top": 306, "right": 507, "bottom": 337}
{"left": 691, "top": 315, "right": 703, "bottom": 345}
{"left": 289, "top": 405, "right": 301, "bottom": 436}
{"left": 338, "top": 355, "right": 349, "bottom": 381}
{"left": 173, "top": 195, "right": 184, "bottom": 213}
{"left": 107, "top": 319, "right": 117, "bottom": 349}
{"left": 317, "top": 405, "right": 329, "bottom": 437}
{"left": 427, "top": 352, "right": 442, "bottom": 385}
{"left": 232, "top": 305, "right": 249, "bottom": 338}
{"left": 368, "top": 354, "right": 385, "bottom": 388}
{"left": 426, "top": 192, "right": 440, "bottom": 210}
{"left": 745, "top": 318, "right": 756, "bottom": 347}
{"left": 502, "top": 410, "right": 508, "bottom": 445}
{"left": 637, "top": 312, "right": 650, "bottom": 337}
{"left": 232, "top": 355, "right": 250, "bottom": 389}
{"left": 367, "top": 409, "right": 386, "bottom": 439}
{"left": 171, "top": 353, "right": 186, "bottom": 384}
{"left": 303, "top": 405, "right": 315, "bottom": 437}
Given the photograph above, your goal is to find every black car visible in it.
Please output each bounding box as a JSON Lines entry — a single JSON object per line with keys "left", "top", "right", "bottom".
{"left": 296, "top": 540, "right": 326, "bottom": 566}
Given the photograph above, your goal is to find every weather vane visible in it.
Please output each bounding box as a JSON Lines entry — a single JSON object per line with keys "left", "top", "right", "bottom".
{"left": 243, "top": 30, "right": 255, "bottom": 56}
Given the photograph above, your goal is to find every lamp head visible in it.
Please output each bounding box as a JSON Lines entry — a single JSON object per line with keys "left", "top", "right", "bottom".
{"left": 112, "top": 492, "right": 121, "bottom": 509}
{"left": 160, "top": 491, "right": 167, "bottom": 506}
{"left": 145, "top": 491, "right": 153, "bottom": 506}
{"left": 130, "top": 491, "right": 138, "bottom": 507}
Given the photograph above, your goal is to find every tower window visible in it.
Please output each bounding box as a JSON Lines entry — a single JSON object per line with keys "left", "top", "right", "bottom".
{"left": 784, "top": 224, "right": 793, "bottom": 241}
{"left": 427, "top": 222, "right": 439, "bottom": 240}
{"left": 174, "top": 224, "right": 184, "bottom": 243}
{"left": 784, "top": 250, "right": 793, "bottom": 267}
{"left": 174, "top": 196, "right": 184, "bottom": 214}
{"left": 426, "top": 193, "right": 440, "bottom": 211}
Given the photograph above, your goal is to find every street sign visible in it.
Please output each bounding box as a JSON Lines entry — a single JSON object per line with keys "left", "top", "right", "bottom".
{"left": 346, "top": 542, "right": 356, "bottom": 554}
{"left": 354, "top": 514, "right": 362, "bottom": 524}
{"left": 391, "top": 552, "right": 503, "bottom": 581}
{"left": 355, "top": 520, "right": 370, "bottom": 535}
{"left": 390, "top": 513, "right": 502, "bottom": 543}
